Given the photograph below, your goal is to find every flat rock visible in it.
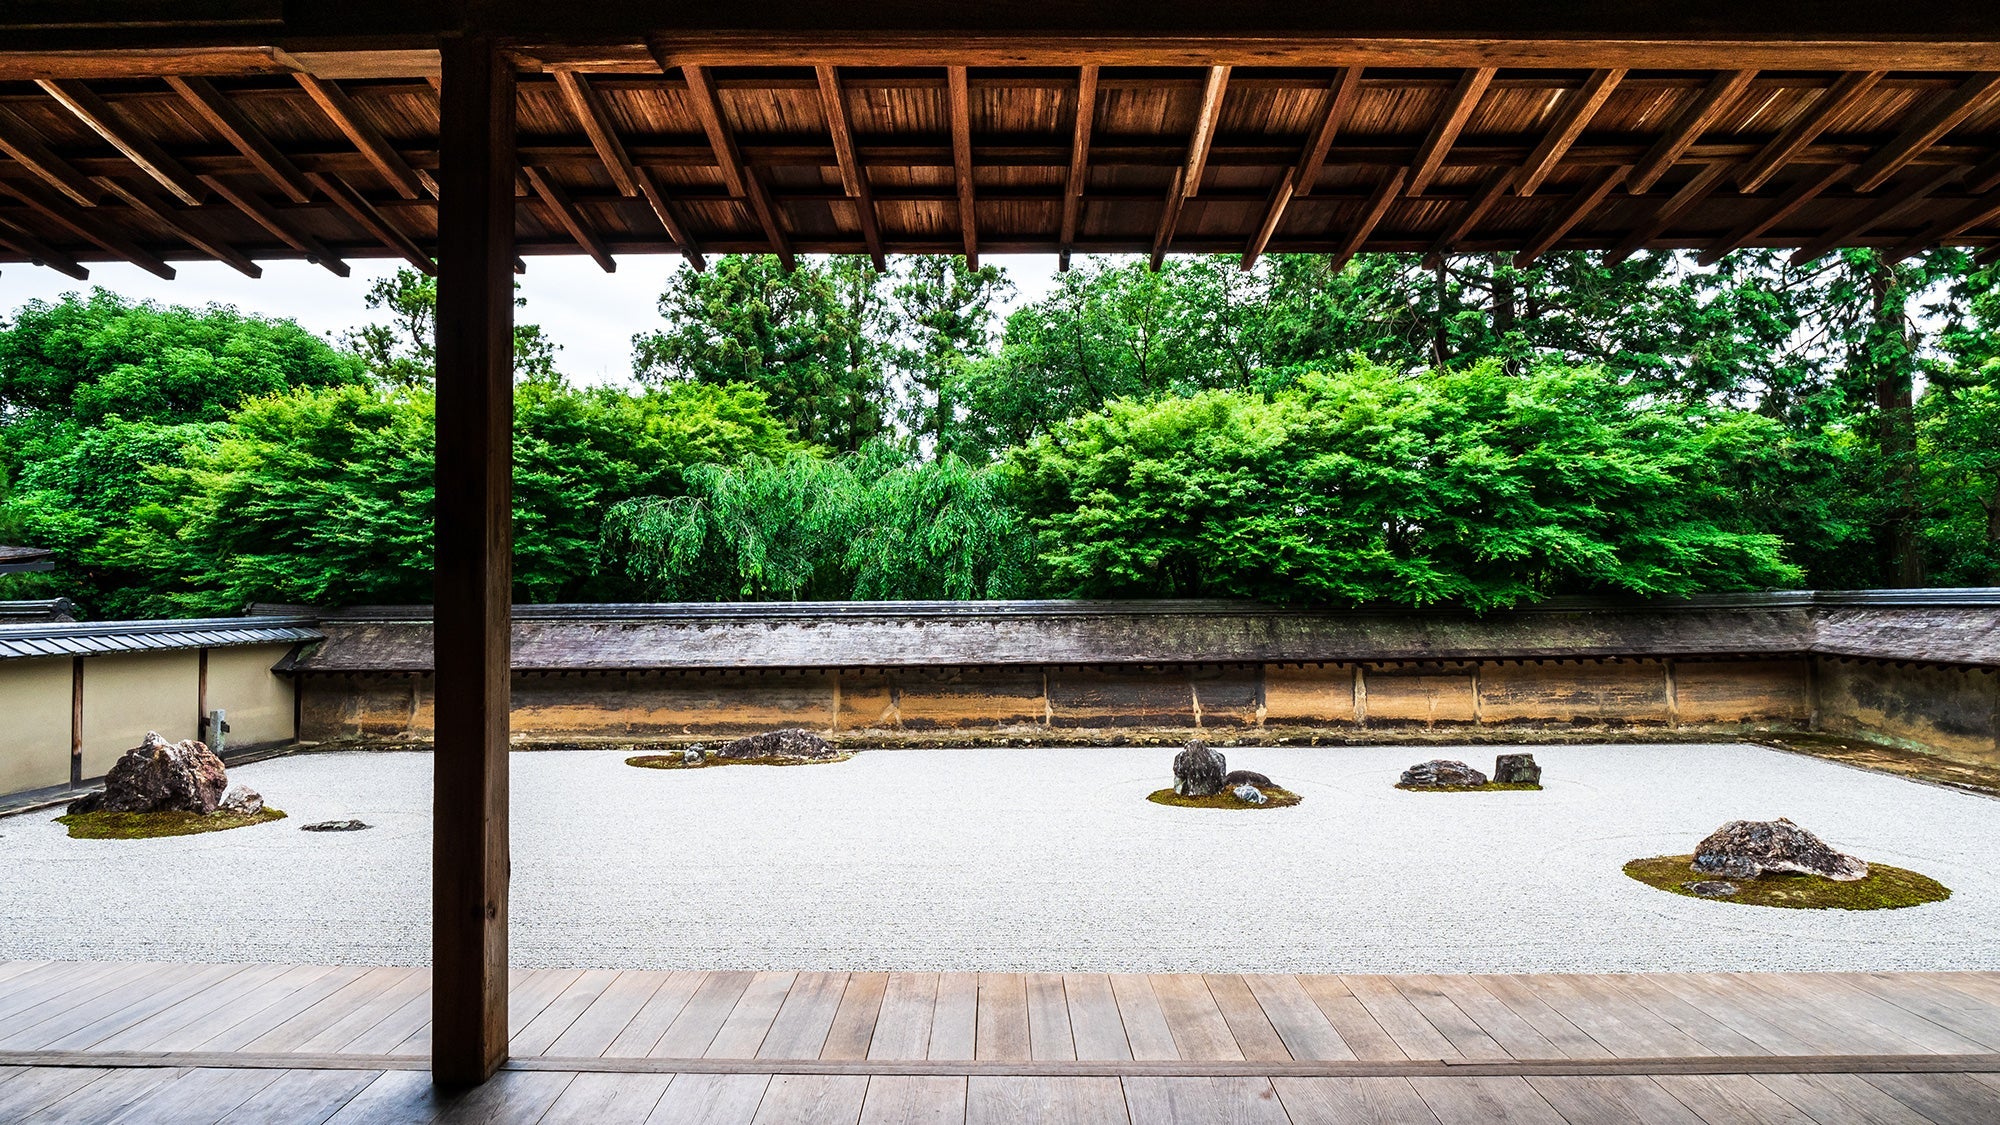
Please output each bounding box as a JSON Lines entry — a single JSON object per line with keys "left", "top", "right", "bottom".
{"left": 1493, "top": 753, "right": 1542, "bottom": 785}
{"left": 66, "top": 732, "right": 229, "bottom": 815}
{"left": 1691, "top": 817, "right": 1869, "bottom": 882}
{"left": 1173, "top": 740, "right": 1227, "bottom": 797}
{"left": 715, "top": 728, "right": 836, "bottom": 761}
{"left": 1399, "top": 760, "right": 1488, "bottom": 788}
{"left": 1223, "top": 769, "right": 1273, "bottom": 789}
{"left": 301, "top": 820, "right": 371, "bottom": 832}
{"left": 1232, "top": 784, "right": 1269, "bottom": 806}
{"left": 1684, "top": 880, "right": 1739, "bottom": 897}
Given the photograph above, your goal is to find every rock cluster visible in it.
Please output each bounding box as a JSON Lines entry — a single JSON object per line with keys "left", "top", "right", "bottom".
{"left": 1172, "top": 740, "right": 1228, "bottom": 797}
{"left": 1398, "top": 759, "right": 1488, "bottom": 788}
{"left": 1691, "top": 818, "right": 1869, "bottom": 882}
{"left": 715, "top": 728, "right": 838, "bottom": 761}
{"left": 1492, "top": 753, "right": 1542, "bottom": 785}
{"left": 66, "top": 731, "right": 259, "bottom": 816}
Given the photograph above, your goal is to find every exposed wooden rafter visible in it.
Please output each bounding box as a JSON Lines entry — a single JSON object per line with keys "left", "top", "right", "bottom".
{"left": 1626, "top": 69, "right": 1756, "bottom": 194}
{"left": 1735, "top": 71, "right": 1883, "bottom": 192}
{"left": 1244, "top": 66, "right": 1361, "bottom": 269}
{"left": 522, "top": 165, "right": 615, "bottom": 272}
{"left": 0, "top": 211, "right": 88, "bottom": 279}
{"left": 1151, "top": 65, "right": 1230, "bottom": 267}
{"left": 1515, "top": 165, "right": 1625, "bottom": 266}
{"left": 552, "top": 69, "right": 702, "bottom": 269}
{"left": 1889, "top": 185, "right": 2000, "bottom": 261}
{"left": 947, "top": 64, "right": 979, "bottom": 268}
{"left": 37, "top": 78, "right": 206, "bottom": 204}
{"left": 678, "top": 62, "right": 793, "bottom": 269}
{"left": 1407, "top": 67, "right": 1495, "bottom": 196}
{"left": 305, "top": 169, "right": 433, "bottom": 273}
{"left": 0, "top": 176, "right": 173, "bottom": 278}
{"left": 294, "top": 73, "right": 430, "bottom": 200}
{"left": 1058, "top": 64, "right": 1098, "bottom": 272}
{"left": 0, "top": 104, "right": 99, "bottom": 206}
{"left": 95, "top": 175, "right": 260, "bottom": 276}
{"left": 1701, "top": 164, "right": 1853, "bottom": 264}
{"left": 1850, "top": 72, "right": 2000, "bottom": 193}
{"left": 1791, "top": 165, "right": 1966, "bottom": 264}
{"left": 1240, "top": 169, "right": 1295, "bottom": 271}
{"left": 1425, "top": 167, "right": 1515, "bottom": 265}
{"left": 816, "top": 65, "right": 884, "bottom": 270}
{"left": 1605, "top": 161, "right": 1731, "bottom": 264}
{"left": 1330, "top": 168, "right": 1407, "bottom": 272}
{"left": 166, "top": 76, "right": 312, "bottom": 204}
{"left": 1517, "top": 68, "right": 1625, "bottom": 196}
{"left": 197, "top": 173, "right": 349, "bottom": 276}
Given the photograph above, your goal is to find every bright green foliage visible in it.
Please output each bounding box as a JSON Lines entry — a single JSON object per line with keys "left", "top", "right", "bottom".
{"left": 343, "top": 267, "right": 567, "bottom": 387}
{"left": 1006, "top": 361, "right": 1801, "bottom": 608}
{"left": 890, "top": 256, "right": 1010, "bottom": 454}
{"left": 1918, "top": 380, "right": 2000, "bottom": 585}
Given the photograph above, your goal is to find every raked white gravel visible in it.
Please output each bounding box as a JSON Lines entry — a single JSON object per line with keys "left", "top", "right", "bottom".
{"left": 2, "top": 742, "right": 1996, "bottom": 973}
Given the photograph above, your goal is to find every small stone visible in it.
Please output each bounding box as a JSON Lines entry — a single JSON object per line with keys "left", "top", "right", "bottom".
{"left": 1684, "top": 881, "right": 1739, "bottom": 898}
{"left": 1232, "top": 784, "right": 1268, "bottom": 806}
{"left": 1492, "top": 753, "right": 1542, "bottom": 785}
{"left": 682, "top": 747, "right": 706, "bottom": 766}
{"left": 1398, "top": 759, "right": 1488, "bottom": 788}
{"left": 218, "top": 785, "right": 264, "bottom": 815}
{"left": 1173, "top": 739, "right": 1227, "bottom": 797}
{"left": 301, "top": 819, "right": 371, "bottom": 832}
{"left": 1222, "top": 769, "right": 1272, "bottom": 789}
{"left": 715, "top": 728, "right": 836, "bottom": 761}
{"left": 1691, "top": 818, "right": 1869, "bottom": 882}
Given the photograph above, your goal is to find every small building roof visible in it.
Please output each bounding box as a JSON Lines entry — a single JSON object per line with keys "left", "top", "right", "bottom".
{"left": 0, "top": 614, "right": 322, "bottom": 661}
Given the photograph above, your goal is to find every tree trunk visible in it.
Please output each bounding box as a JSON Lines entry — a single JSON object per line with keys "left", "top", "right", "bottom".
{"left": 1867, "top": 263, "right": 1925, "bottom": 587}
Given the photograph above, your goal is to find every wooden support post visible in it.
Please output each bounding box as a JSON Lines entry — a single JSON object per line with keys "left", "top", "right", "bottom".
{"left": 432, "top": 31, "right": 513, "bottom": 1091}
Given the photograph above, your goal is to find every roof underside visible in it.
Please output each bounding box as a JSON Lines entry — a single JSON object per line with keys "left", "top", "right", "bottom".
{"left": 2, "top": 6, "right": 2000, "bottom": 275}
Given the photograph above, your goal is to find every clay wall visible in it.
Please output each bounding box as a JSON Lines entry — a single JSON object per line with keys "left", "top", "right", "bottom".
{"left": 1813, "top": 658, "right": 2000, "bottom": 767}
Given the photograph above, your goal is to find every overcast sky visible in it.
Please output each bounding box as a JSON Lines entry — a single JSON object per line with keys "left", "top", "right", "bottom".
{"left": 0, "top": 253, "right": 1066, "bottom": 389}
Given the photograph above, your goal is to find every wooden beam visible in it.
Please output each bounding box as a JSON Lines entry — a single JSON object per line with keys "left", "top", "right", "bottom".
{"left": 0, "top": 177, "right": 173, "bottom": 278}
{"left": 521, "top": 165, "right": 614, "bottom": 272}
{"left": 1700, "top": 163, "right": 1852, "bottom": 264}
{"left": 94, "top": 175, "right": 259, "bottom": 277}
{"left": 634, "top": 167, "right": 703, "bottom": 271}
{"left": 433, "top": 31, "right": 514, "bottom": 1092}
{"left": 1407, "top": 67, "right": 1494, "bottom": 197}
{"left": 305, "top": 170, "right": 433, "bottom": 273}
{"left": 1515, "top": 165, "right": 1626, "bottom": 266}
{"left": 1735, "top": 71, "right": 1884, "bottom": 193}
{"left": 1058, "top": 63, "right": 1098, "bottom": 271}
{"left": 1791, "top": 165, "right": 1966, "bottom": 264}
{"left": 1968, "top": 153, "right": 2000, "bottom": 196}
{"left": 1240, "top": 168, "right": 1294, "bottom": 270}
{"left": 37, "top": 79, "right": 206, "bottom": 205}
{"left": 1851, "top": 72, "right": 2000, "bottom": 193}
{"left": 166, "top": 76, "right": 312, "bottom": 204}
{"left": 1889, "top": 185, "right": 2000, "bottom": 261}
{"left": 0, "top": 212, "right": 88, "bottom": 279}
{"left": 1244, "top": 66, "right": 1360, "bottom": 267}
{"left": 552, "top": 70, "right": 702, "bottom": 270}
{"left": 1150, "top": 165, "right": 1187, "bottom": 269}
{"left": 1516, "top": 68, "right": 1626, "bottom": 196}
{"left": 678, "top": 63, "right": 793, "bottom": 268}
{"left": 1183, "top": 66, "right": 1231, "bottom": 198}
{"left": 1606, "top": 160, "right": 1731, "bottom": 264}
{"left": 294, "top": 72, "right": 428, "bottom": 200}
{"left": 1425, "top": 166, "right": 1515, "bottom": 264}
{"left": 196, "top": 173, "right": 350, "bottom": 276}
{"left": 0, "top": 104, "right": 99, "bottom": 206}
{"left": 816, "top": 65, "right": 884, "bottom": 271}
{"left": 947, "top": 64, "right": 978, "bottom": 268}
{"left": 1626, "top": 69, "right": 1755, "bottom": 195}
{"left": 1329, "top": 167, "right": 1406, "bottom": 272}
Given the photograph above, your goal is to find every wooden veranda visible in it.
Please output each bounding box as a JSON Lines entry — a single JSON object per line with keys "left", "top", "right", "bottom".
{"left": 7, "top": 0, "right": 2000, "bottom": 1098}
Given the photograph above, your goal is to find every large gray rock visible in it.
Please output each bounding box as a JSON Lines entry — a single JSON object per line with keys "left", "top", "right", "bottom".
{"left": 1223, "top": 769, "right": 1273, "bottom": 789}
{"left": 1691, "top": 818, "right": 1869, "bottom": 882}
{"left": 715, "top": 728, "right": 837, "bottom": 761}
{"left": 67, "top": 732, "right": 229, "bottom": 815}
{"left": 1493, "top": 753, "right": 1542, "bottom": 785}
{"left": 1398, "top": 760, "right": 1488, "bottom": 788}
{"left": 1173, "top": 740, "right": 1227, "bottom": 797}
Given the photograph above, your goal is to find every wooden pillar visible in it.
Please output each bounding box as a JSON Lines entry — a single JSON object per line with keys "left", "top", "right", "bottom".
{"left": 433, "top": 32, "right": 514, "bottom": 1088}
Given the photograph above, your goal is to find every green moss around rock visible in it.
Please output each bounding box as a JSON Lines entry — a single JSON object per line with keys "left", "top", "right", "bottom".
{"left": 1147, "top": 786, "right": 1302, "bottom": 809}
{"left": 1395, "top": 782, "right": 1544, "bottom": 793}
{"left": 1623, "top": 854, "right": 1951, "bottom": 911}
{"left": 626, "top": 752, "right": 854, "bottom": 771}
{"left": 56, "top": 807, "right": 287, "bottom": 840}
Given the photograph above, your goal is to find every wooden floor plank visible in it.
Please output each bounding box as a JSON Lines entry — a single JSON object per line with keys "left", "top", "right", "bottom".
{"left": 1678, "top": 974, "right": 1868, "bottom": 1056}
{"left": 1149, "top": 975, "right": 1243, "bottom": 1062}
{"left": 0, "top": 962, "right": 53, "bottom": 989}
{"left": 1844, "top": 974, "right": 2000, "bottom": 1052}
{"left": 504, "top": 969, "right": 587, "bottom": 1043}
{"left": 1386, "top": 978, "right": 1511, "bottom": 1061}
{"left": 1242, "top": 976, "right": 1354, "bottom": 1062}
{"left": 1469, "top": 976, "right": 1611, "bottom": 1061}
{"left": 101, "top": 1065, "right": 282, "bottom": 1125}
{"left": 1271, "top": 1076, "right": 1443, "bottom": 1124}
{"left": 751, "top": 1075, "right": 869, "bottom": 1125}
{"left": 1109, "top": 975, "right": 1180, "bottom": 1062}
{"left": 1341, "top": 977, "right": 1458, "bottom": 1061}
{"left": 545, "top": 971, "right": 673, "bottom": 1059}
{"left": 1062, "top": 974, "right": 1134, "bottom": 1062}
{"left": 870, "top": 973, "right": 939, "bottom": 1061}
{"left": 653, "top": 972, "right": 757, "bottom": 1059}
{"left": 344, "top": 987, "right": 434, "bottom": 1057}
{"left": 644, "top": 1073, "right": 772, "bottom": 1125}
{"left": 759, "top": 973, "right": 849, "bottom": 1061}
{"left": 965, "top": 1076, "right": 1128, "bottom": 1125}
{"left": 0, "top": 963, "right": 186, "bottom": 1047}
{"left": 432, "top": 1070, "right": 574, "bottom": 1124}
{"left": 860, "top": 1076, "right": 966, "bottom": 1125}
{"left": 1516, "top": 975, "right": 1707, "bottom": 1059}
{"left": 1527, "top": 1075, "right": 1708, "bottom": 1124}
{"left": 214, "top": 1067, "right": 384, "bottom": 1125}
{"left": 1410, "top": 977, "right": 1565, "bottom": 1061}
{"left": 1649, "top": 1074, "right": 1819, "bottom": 1125}
{"left": 187, "top": 966, "right": 371, "bottom": 1054}
{"left": 1863, "top": 1073, "right": 2000, "bottom": 1125}
{"left": 253, "top": 967, "right": 422, "bottom": 1054}
{"left": 1295, "top": 976, "right": 1404, "bottom": 1061}
{"left": 974, "top": 973, "right": 1030, "bottom": 1062}
{"left": 1122, "top": 1076, "right": 1288, "bottom": 1124}
{"left": 17, "top": 963, "right": 248, "bottom": 1052}
{"left": 1584, "top": 975, "right": 1769, "bottom": 1059}
{"left": 90, "top": 964, "right": 301, "bottom": 1053}
{"left": 19, "top": 1066, "right": 187, "bottom": 1125}
{"left": 604, "top": 971, "right": 705, "bottom": 1058}
{"left": 0, "top": 1066, "right": 113, "bottom": 1120}
{"left": 537, "top": 1071, "right": 674, "bottom": 1125}
{"left": 1203, "top": 976, "right": 1291, "bottom": 1062}
{"left": 1641, "top": 974, "right": 1824, "bottom": 1057}
{"left": 1753, "top": 1073, "right": 1934, "bottom": 1124}
{"left": 320, "top": 1069, "right": 438, "bottom": 1125}
{"left": 1750, "top": 973, "right": 1989, "bottom": 1055}
{"left": 511, "top": 968, "right": 622, "bottom": 1057}
{"left": 822, "top": 974, "right": 889, "bottom": 1061}
{"left": 709, "top": 972, "right": 800, "bottom": 1059}
{"left": 0, "top": 963, "right": 143, "bottom": 1026}
{"left": 1405, "top": 1076, "right": 1567, "bottom": 1124}
{"left": 928, "top": 975, "right": 979, "bottom": 1062}
{"left": 1026, "top": 974, "right": 1076, "bottom": 1061}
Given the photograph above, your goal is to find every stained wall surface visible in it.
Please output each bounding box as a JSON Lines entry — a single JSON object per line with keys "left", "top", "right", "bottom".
{"left": 1815, "top": 659, "right": 2000, "bottom": 766}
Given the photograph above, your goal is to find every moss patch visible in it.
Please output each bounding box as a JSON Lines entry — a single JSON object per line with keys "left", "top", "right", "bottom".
{"left": 1147, "top": 786, "right": 1302, "bottom": 809}
{"left": 626, "top": 753, "right": 854, "bottom": 770}
{"left": 56, "top": 807, "right": 287, "bottom": 840}
{"left": 1623, "top": 854, "right": 1951, "bottom": 911}
{"left": 1395, "top": 782, "right": 1544, "bottom": 793}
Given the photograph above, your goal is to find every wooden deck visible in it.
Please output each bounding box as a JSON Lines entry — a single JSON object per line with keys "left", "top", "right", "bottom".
{"left": 2, "top": 962, "right": 1999, "bottom": 1122}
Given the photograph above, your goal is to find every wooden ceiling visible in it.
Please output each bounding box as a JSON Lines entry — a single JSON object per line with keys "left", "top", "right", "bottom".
{"left": 2, "top": 26, "right": 2000, "bottom": 278}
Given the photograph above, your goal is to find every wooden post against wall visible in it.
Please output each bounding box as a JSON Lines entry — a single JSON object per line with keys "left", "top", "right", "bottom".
{"left": 432, "top": 31, "right": 514, "bottom": 1088}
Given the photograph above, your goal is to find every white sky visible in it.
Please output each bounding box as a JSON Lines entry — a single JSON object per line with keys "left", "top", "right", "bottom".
{"left": 0, "top": 253, "right": 1066, "bottom": 389}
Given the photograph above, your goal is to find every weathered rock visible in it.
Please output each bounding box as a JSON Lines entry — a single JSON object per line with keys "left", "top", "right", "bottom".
{"left": 1398, "top": 760, "right": 1488, "bottom": 788}
{"left": 682, "top": 747, "right": 707, "bottom": 766}
{"left": 1691, "top": 818, "right": 1869, "bottom": 882}
{"left": 1173, "top": 740, "right": 1227, "bottom": 797}
{"left": 1492, "top": 753, "right": 1542, "bottom": 785}
{"left": 301, "top": 819, "right": 371, "bottom": 832}
{"left": 1232, "top": 784, "right": 1269, "bottom": 806}
{"left": 715, "top": 728, "right": 836, "bottom": 761}
{"left": 66, "top": 732, "right": 229, "bottom": 815}
{"left": 218, "top": 785, "right": 264, "bottom": 815}
{"left": 1222, "top": 769, "right": 1273, "bottom": 789}
{"left": 1684, "top": 880, "right": 1739, "bottom": 898}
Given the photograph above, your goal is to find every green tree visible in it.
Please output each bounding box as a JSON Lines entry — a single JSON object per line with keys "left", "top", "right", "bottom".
{"left": 890, "top": 256, "right": 1010, "bottom": 454}
{"left": 344, "top": 267, "right": 567, "bottom": 387}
